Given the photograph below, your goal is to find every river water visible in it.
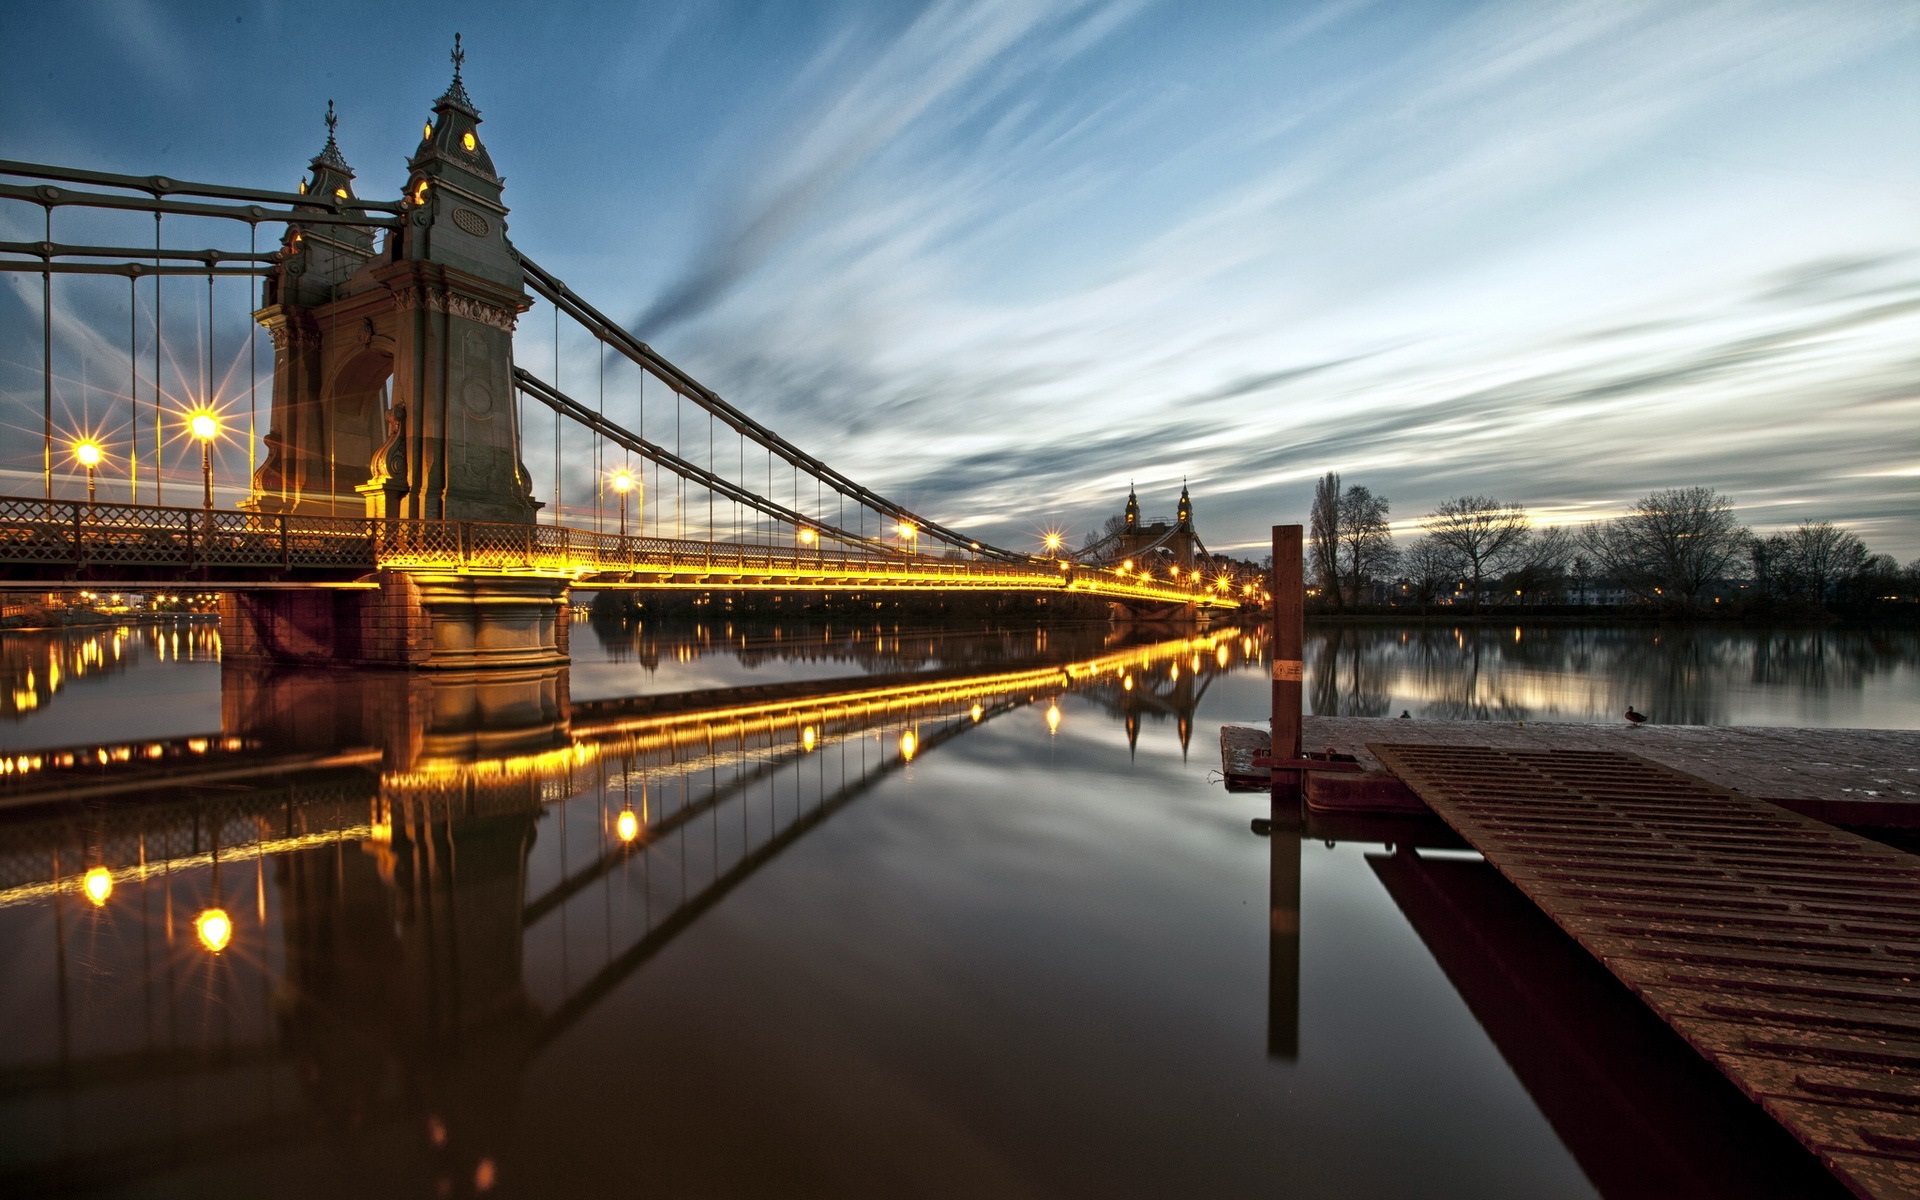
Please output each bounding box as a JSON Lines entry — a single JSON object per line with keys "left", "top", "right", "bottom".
{"left": 1, "top": 616, "right": 1906, "bottom": 1198}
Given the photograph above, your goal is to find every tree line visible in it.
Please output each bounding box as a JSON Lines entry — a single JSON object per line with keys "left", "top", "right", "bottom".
{"left": 1307, "top": 473, "right": 1917, "bottom": 617}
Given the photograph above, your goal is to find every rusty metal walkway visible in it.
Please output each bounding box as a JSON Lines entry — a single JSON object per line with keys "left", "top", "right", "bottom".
{"left": 1369, "top": 743, "right": 1920, "bottom": 1200}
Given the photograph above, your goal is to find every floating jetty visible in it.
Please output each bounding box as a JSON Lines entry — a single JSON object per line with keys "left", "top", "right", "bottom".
{"left": 1226, "top": 718, "right": 1920, "bottom": 1198}
{"left": 1233, "top": 522, "right": 1920, "bottom": 1199}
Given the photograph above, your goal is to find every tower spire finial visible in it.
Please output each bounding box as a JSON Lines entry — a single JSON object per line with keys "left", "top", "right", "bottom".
{"left": 313, "top": 99, "right": 349, "bottom": 171}
{"left": 438, "top": 32, "right": 478, "bottom": 112}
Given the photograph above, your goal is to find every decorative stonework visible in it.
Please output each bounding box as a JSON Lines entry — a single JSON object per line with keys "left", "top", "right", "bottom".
{"left": 452, "top": 207, "right": 490, "bottom": 237}
{"left": 390, "top": 285, "right": 519, "bottom": 333}
{"left": 263, "top": 320, "right": 320, "bottom": 350}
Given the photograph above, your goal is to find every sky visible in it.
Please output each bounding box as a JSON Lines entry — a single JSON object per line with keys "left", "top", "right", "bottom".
{"left": 1, "top": 0, "right": 1916, "bottom": 558}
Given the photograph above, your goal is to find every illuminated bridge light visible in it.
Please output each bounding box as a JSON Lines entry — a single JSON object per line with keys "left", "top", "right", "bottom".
{"left": 899, "top": 729, "right": 918, "bottom": 760}
{"left": 801, "top": 725, "right": 817, "bottom": 751}
{"left": 83, "top": 867, "right": 113, "bottom": 907}
{"left": 615, "top": 808, "right": 640, "bottom": 843}
{"left": 195, "top": 908, "right": 233, "bottom": 953}
{"left": 969, "top": 703, "right": 983, "bottom": 722}
{"left": 1046, "top": 703, "right": 1061, "bottom": 734}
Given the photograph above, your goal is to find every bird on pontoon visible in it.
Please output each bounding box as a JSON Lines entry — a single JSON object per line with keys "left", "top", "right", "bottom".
{"left": 1624, "top": 706, "right": 1647, "bottom": 725}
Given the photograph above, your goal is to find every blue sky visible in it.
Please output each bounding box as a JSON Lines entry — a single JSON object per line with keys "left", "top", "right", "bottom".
{"left": 2, "top": 0, "right": 1916, "bottom": 557}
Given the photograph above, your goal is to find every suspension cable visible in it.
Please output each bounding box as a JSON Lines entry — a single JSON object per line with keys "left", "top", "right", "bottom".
{"left": 128, "top": 275, "right": 138, "bottom": 503}
{"left": 519, "top": 255, "right": 1021, "bottom": 560}
{"left": 248, "top": 222, "right": 257, "bottom": 486}
{"left": 40, "top": 205, "right": 51, "bottom": 499}
{"left": 152, "top": 212, "right": 162, "bottom": 505}
{"left": 513, "top": 369, "right": 879, "bottom": 551}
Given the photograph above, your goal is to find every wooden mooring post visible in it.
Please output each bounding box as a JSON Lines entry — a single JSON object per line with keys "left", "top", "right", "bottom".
{"left": 1269, "top": 524, "right": 1304, "bottom": 800}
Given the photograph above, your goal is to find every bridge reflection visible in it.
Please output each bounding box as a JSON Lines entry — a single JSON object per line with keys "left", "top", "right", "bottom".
{"left": 0, "top": 626, "right": 1239, "bottom": 1196}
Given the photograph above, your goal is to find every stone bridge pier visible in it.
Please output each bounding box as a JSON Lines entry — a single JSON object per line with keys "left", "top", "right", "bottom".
{"left": 220, "top": 572, "right": 570, "bottom": 670}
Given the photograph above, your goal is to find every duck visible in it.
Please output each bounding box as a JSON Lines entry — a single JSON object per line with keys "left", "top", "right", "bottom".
{"left": 1624, "top": 706, "right": 1647, "bottom": 725}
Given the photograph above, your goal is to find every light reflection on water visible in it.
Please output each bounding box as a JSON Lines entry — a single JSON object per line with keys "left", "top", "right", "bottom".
{"left": 1305, "top": 622, "right": 1920, "bottom": 728}
{"left": 0, "top": 618, "right": 1867, "bottom": 1198}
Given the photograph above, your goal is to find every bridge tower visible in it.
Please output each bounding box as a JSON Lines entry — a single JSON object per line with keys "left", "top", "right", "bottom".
{"left": 1174, "top": 482, "right": 1195, "bottom": 570}
{"left": 248, "top": 39, "right": 539, "bottom": 524}
{"left": 1113, "top": 482, "right": 1197, "bottom": 571}
{"left": 224, "top": 42, "right": 563, "bottom": 673}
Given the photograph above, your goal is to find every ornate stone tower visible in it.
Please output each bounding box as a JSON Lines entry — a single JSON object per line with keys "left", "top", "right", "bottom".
{"left": 250, "top": 39, "right": 539, "bottom": 524}
{"left": 1124, "top": 484, "right": 1140, "bottom": 532}
{"left": 248, "top": 103, "right": 386, "bottom": 515}
{"left": 1174, "top": 483, "right": 1195, "bottom": 568}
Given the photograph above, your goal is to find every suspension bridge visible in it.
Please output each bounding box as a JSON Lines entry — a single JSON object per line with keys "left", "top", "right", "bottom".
{"left": 0, "top": 42, "right": 1245, "bottom": 669}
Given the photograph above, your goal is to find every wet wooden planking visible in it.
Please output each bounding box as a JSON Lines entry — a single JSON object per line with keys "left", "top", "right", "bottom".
{"left": 1370, "top": 742, "right": 1920, "bottom": 1200}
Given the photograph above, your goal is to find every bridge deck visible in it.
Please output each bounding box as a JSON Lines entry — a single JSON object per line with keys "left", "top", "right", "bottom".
{"left": 0, "top": 495, "right": 1231, "bottom": 606}
{"left": 1369, "top": 742, "right": 1920, "bottom": 1200}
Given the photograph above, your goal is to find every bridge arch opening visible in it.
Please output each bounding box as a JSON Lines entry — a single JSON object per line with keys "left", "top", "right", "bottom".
{"left": 326, "top": 342, "right": 394, "bottom": 495}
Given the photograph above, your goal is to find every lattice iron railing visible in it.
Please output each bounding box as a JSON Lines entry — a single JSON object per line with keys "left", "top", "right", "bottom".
{"left": 0, "top": 494, "right": 1232, "bottom": 604}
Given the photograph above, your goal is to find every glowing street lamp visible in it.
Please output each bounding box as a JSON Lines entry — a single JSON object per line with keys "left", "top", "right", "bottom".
{"left": 83, "top": 866, "right": 113, "bottom": 907}
{"left": 72, "top": 440, "right": 103, "bottom": 505}
{"left": 187, "top": 411, "right": 220, "bottom": 510}
{"left": 896, "top": 521, "right": 918, "bottom": 552}
{"left": 615, "top": 807, "right": 640, "bottom": 843}
{"left": 610, "top": 468, "right": 636, "bottom": 537}
{"left": 798, "top": 526, "right": 817, "bottom": 547}
{"left": 1043, "top": 531, "right": 1063, "bottom": 557}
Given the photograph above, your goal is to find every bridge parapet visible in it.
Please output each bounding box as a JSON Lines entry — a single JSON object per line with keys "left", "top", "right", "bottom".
{"left": 0, "top": 494, "right": 1231, "bottom": 609}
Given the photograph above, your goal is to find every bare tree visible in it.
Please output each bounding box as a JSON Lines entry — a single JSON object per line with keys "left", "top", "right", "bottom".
{"left": 1081, "top": 513, "right": 1128, "bottom": 557}
{"left": 1505, "top": 525, "right": 1575, "bottom": 604}
{"left": 1400, "top": 536, "right": 1453, "bottom": 612}
{"left": 1422, "top": 495, "right": 1531, "bottom": 611}
{"left": 1338, "top": 485, "right": 1395, "bottom": 605}
{"left": 1567, "top": 554, "right": 1594, "bottom": 605}
{"left": 1309, "top": 472, "right": 1342, "bottom": 609}
{"left": 1582, "top": 486, "right": 1747, "bottom": 611}
{"left": 1777, "top": 520, "right": 1869, "bottom": 603}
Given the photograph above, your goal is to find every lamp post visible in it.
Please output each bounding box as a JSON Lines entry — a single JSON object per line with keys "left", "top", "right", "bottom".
{"left": 188, "top": 411, "right": 219, "bottom": 510}
{"left": 611, "top": 468, "right": 635, "bottom": 538}
{"left": 73, "top": 440, "right": 102, "bottom": 505}
{"left": 897, "top": 521, "right": 917, "bottom": 555}
{"left": 1044, "top": 531, "right": 1063, "bottom": 558}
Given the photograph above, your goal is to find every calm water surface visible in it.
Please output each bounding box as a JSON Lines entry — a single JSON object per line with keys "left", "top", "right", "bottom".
{"left": 0, "top": 616, "right": 1897, "bottom": 1198}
